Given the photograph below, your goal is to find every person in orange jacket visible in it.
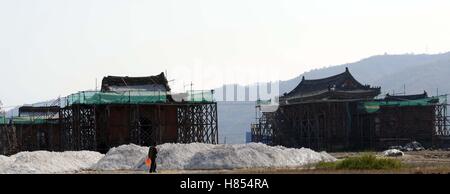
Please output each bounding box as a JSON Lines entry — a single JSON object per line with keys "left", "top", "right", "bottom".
{"left": 147, "top": 143, "right": 158, "bottom": 173}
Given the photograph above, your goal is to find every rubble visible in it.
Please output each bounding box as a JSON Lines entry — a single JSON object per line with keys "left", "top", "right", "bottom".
{"left": 389, "top": 141, "right": 425, "bottom": 152}
{"left": 383, "top": 149, "right": 404, "bottom": 157}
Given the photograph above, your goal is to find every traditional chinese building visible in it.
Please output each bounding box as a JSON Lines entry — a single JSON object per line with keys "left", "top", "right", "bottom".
{"left": 252, "top": 68, "right": 449, "bottom": 151}
{"left": 1, "top": 72, "right": 218, "bottom": 155}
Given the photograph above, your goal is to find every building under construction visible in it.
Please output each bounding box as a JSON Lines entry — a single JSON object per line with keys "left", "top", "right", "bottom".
{"left": 251, "top": 68, "right": 450, "bottom": 151}
{"left": 0, "top": 72, "right": 218, "bottom": 155}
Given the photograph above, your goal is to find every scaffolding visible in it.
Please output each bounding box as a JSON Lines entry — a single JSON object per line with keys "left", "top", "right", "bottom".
{"left": 251, "top": 113, "right": 274, "bottom": 145}
{"left": 58, "top": 103, "right": 218, "bottom": 152}
{"left": 177, "top": 102, "right": 218, "bottom": 144}
{"left": 250, "top": 99, "right": 274, "bottom": 144}
{"left": 0, "top": 125, "right": 18, "bottom": 155}
{"left": 1, "top": 90, "right": 218, "bottom": 154}
{"left": 60, "top": 105, "right": 97, "bottom": 151}
{"left": 434, "top": 99, "right": 450, "bottom": 136}
{"left": 251, "top": 95, "right": 450, "bottom": 151}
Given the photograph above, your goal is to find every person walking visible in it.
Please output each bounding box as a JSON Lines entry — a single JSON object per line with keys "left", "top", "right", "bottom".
{"left": 147, "top": 143, "right": 158, "bottom": 173}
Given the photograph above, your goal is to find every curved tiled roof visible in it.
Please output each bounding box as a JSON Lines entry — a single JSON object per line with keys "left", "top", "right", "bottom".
{"left": 101, "top": 72, "right": 171, "bottom": 92}
{"left": 385, "top": 91, "right": 428, "bottom": 101}
{"left": 281, "top": 68, "right": 380, "bottom": 103}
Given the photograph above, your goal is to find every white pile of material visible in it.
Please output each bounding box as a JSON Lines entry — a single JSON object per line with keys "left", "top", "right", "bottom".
{"left": 0, "top": 151, "right": 104, "bottom": 174}
{"left": 0, "top": 155, "right": 13, "bottom": 167}
{"left": 92, "top": 144, "right": 148, "bottom": 171}
{"left": 383, "top": 149, "right": 404, "bottom": 157}
{"left": 1, "top": 143, "right": 336, "bottom": 173}
{"left": 93, "top": 143, "right": 336, "bottom": 171}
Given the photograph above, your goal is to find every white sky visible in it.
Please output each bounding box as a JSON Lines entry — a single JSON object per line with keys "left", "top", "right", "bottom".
{"left": 1, "top": 0, "right": 450, "bottom": 107}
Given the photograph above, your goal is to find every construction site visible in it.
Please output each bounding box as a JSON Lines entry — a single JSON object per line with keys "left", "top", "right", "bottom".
{"left": 2, "top": 69, "right": 450, "bottom": 174}
{"left": 251, "top": 68, "right": 450, "bottom": 152}
{"left": 0, "top": 72, "right": 218, "bottom": 155}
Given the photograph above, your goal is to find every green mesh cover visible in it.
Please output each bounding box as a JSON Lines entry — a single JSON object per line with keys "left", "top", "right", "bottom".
{"left": 13, "top": 117, "right": 45, "bottom": 125}
{"left": 256, "top": 99, "right": 272, "bottom": 106}
{"left": 0, "top": 116, "right": 7, "bottom": 125}
{"left": 0, "top": 116, "right": 57, "bottom": 125}
{"left": 66, "top": 91, "right": 168, "bottom": 105}
{"left": 186, "top": 90, "right": 215, "bottom": 102}
{"left": 360, "top": 95, "right": 447, "bottom": 113}
{"left": 66, "top": 90, "right": 215, "bottom": 105}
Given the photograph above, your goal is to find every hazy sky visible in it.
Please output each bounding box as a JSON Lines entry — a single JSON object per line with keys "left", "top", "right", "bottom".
{"left": 1, "top": 0, "right": 450, "bottom": 107}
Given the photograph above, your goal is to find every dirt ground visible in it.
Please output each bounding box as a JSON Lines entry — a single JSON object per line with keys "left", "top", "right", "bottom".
{"left": 79, "top": 150, "right": 450, "bottom": 174}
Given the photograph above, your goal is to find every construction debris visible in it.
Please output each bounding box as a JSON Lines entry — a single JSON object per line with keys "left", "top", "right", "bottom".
{"left": 389, "top": 141, "right": 425, "bottom": 152}
{"left": 404, "top": 141, "right": 425, "bottom": 151}
{"left": 383, "top": 149, "right": 404, "bottom": 157}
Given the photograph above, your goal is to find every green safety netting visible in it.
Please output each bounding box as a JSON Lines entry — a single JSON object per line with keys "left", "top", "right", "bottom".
{"left": 65, "top": 90, "right": 215, "bottom": 105}
{"left": 185, "top": 90, "right": 215, "bottom": 103}
{"left": 360, "top": 95, "right": 447, "bottom": 113}
{"left": 0, "top": 116, "right": 7, "bottom": 125}
{"left": 0, "top": 116, "right": 57, "bottom": 125}
{"left": 256, "top": 99, "right": 272, "bottom": 106}
{"left": 1, "top": 90, "right": 215, "bottom": 126}
{"left": 66, "top": 91, "right": 168, "bottom": 105}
